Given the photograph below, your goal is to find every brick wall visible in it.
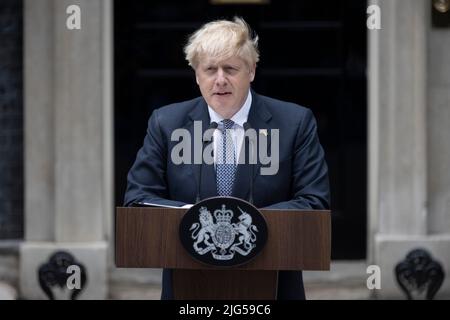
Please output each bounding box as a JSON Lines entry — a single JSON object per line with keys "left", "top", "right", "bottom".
{"left": 0, "top": 0, "right": 23, "bottom": 239}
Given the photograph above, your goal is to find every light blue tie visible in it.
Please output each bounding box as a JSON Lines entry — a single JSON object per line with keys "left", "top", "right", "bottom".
{"left": 216, "top": 119, "right": 236, "bottom": 196}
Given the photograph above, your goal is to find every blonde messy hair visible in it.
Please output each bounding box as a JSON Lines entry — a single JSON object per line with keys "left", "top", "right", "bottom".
{"left": 184, "top": 17, "right": 259, "bottom": 70}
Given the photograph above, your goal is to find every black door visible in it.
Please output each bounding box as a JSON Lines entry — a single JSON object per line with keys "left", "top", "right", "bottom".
{"left": 0, "top": 0, "right": 24, "bottom": 239}
{"left": 114, "top": 0, "right": 367, "bottom": 259}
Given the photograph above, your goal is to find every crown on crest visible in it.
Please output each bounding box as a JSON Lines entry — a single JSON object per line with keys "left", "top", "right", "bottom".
{"left": 214, "top": 205, "right": 233, "bottom": 223}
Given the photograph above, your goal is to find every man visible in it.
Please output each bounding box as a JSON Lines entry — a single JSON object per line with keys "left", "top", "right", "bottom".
{"left": 124, "top": 17, "right": 330, "bottom": 300}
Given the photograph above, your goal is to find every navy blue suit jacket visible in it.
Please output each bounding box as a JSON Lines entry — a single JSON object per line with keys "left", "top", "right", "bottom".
{"left": 124, "top": 90, "right": 330, "bottom": 299}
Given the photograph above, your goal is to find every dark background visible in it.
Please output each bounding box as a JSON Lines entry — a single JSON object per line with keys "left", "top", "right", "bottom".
{"left": 0, "top": 0, "right": 24, "bottom": 239}
{"left": 114, "top": 0, "right": 367, "bottom": 259}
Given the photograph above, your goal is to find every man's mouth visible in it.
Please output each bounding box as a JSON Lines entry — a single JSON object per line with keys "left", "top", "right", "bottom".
{"left": 214, "top": 92, "right": 232, "bottom": 96}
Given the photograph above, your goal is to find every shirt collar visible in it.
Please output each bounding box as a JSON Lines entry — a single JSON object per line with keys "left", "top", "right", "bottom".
{"left": 207, "top": 90, "right": 252, "bottom": 128}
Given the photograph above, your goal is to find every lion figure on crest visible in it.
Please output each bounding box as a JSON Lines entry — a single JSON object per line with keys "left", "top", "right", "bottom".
{"left": 190, "top": 207, "right": 214, "bottom": 251}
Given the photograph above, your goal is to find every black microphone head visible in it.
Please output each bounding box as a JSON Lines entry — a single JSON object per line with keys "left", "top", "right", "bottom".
{"left": 210, "top": 121, "right": 218, "bottom": 129}
{"left": 243, "top": 122, "right": 252, "bottom": 131}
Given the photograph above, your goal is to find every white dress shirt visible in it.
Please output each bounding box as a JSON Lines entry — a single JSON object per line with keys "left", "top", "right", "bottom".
{"left": 208, "top": 90, "right": 252, "bottom": 165}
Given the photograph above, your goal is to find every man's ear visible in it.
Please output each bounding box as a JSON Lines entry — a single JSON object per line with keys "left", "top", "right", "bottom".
{"left": 195, "top": 73, "right": 199, "bottom": 85}
{"left": 249, "top": 64, "right": 256, "bottom": 82}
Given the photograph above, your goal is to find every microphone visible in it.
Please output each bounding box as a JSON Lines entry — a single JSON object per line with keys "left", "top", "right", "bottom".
{"left": 243, "top": 122, "right": 255, "bottom": 204}
{"left": 196, "top": 121, "right": 218, "bottom": 203}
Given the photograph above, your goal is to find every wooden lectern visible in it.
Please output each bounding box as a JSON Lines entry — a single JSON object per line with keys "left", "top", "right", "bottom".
{"left": 115, "top": 207, "right": 331, "bottom": 299}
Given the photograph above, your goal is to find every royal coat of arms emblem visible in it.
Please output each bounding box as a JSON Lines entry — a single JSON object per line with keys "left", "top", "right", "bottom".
{"left": 179, "top": 197, "right": 268, "bottom": 267}
{"left": 190, "top": 205, "right": 258, "bottom": 260}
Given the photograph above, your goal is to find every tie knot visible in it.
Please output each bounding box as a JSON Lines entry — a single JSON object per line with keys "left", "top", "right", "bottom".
{"left": 222, "top": 119, "right": 235, "bottom": 130}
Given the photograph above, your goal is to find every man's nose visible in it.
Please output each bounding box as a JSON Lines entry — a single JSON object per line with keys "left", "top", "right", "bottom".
{"left": 215, "top": 69, "right": 227, "bottom": 86}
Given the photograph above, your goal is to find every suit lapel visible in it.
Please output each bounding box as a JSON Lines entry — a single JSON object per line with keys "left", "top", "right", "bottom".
{"left": 232, "top": 91, "right": 272, "bottom": 200}
{"left": 186, "top": 99, "right": 218, "bottom": 201}
{"left": 247, "top": 92, "right": 272, "bottom": 180}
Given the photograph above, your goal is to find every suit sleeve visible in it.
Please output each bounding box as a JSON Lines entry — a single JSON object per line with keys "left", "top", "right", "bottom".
{"left": 264, "top": 109, "right": 330, "bottom": 210}
{"left": 123, "top": 109, "right": 187, "bottom": 207}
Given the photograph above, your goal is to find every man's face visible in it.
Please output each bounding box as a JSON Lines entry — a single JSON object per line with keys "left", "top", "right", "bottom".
{"left": 195, "top": 55, "right": 255, "bottom": 119}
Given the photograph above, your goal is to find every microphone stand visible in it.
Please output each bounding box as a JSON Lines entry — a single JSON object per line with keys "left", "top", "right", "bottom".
{"left": 196, "top": 122, "right": 218, "bottom": 203}
{"left": 244, "top": 122, "right": 255, "bottom": 205}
